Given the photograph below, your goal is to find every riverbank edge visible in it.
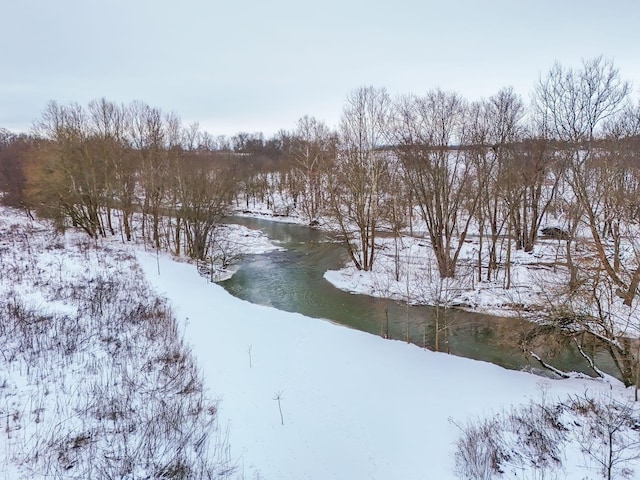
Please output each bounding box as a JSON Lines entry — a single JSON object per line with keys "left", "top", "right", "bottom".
{"left": 229, "top": 207, "right": 556, "bottom": 321}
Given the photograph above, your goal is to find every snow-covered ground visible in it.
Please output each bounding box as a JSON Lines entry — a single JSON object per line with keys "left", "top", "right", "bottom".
{"left": 1, "top": 205, "right": 638, "bottom": 479}
{"left": 0, "top": 208, "right": 235, "bottom": 479}
{"left": 197, "top": 222, "right": 284, "bottom": 282}
{"left": 323, "top": 233, "right": 567, "bottom": 316}
{"left": 137, "top": 216, "right": 635, "bottom": 479}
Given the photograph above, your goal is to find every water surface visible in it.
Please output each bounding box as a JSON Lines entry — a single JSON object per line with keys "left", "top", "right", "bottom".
{"left": 221, "top": 216, "right": 617, "bottom": 378}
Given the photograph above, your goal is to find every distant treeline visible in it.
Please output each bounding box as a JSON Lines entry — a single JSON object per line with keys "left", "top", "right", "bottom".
{"left": 0, "top": 56, "right": 638, "bottom": 282}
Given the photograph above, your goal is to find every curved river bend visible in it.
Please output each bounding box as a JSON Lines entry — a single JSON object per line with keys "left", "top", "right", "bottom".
{"left": 221, "top": 216, "right": 617, "bottom": 378}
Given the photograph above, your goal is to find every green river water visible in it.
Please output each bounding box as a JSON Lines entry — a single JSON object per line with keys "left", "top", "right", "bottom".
{"left": 221, "top": 216, "right": 618, "bottom": 379}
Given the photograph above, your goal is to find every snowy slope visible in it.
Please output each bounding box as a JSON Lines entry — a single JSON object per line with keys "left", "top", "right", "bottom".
{"left": 0, "top": 203, "right": 634, "bottom": 479}
{"left": 138, "top": 250, "right": 628, "bottom": 480}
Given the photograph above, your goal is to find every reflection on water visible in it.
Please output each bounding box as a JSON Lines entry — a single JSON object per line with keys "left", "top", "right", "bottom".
{"left": 221, "top": 216, "right": 619, "bottom": 379}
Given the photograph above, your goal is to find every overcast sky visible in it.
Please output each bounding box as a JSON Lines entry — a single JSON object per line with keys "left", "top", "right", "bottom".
{"left": 2, "top": 0, "right": 639, "bottom": 137}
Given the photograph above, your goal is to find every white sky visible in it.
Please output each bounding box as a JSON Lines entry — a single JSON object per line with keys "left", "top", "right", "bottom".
{"left": 1, "top": 0, "right": 639, "bottom": 137}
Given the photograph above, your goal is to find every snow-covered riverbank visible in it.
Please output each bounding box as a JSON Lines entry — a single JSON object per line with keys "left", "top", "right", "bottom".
{"left": 233, "top": 207, "right": 559, "bottom": 317}
{"left": 234, "top": 206, "right": 640, "bottom": 344}
{"left": 138, "top": 237, "right": 629, "bottom": 480}
{"left": 2, "top": 205, "right": 638, "bottom": 479}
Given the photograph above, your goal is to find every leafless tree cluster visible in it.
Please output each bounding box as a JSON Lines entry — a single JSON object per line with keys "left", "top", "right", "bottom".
{"left": 274, "top": 60, "right": 640, "bottom": 385}
{"left": 25, "top": 98, "right": 237, "bottom": 260}
{"left": 2, "top": 56, "right": 640, "bottom": 384}
{"left": 253, "top": 59, "right": 639, "bottom": 298}
{"left": 522, "top": 58, "right": 640, "bottom": 387}
{"left": 0, "top": 128, "right": 33, "bottom": 207}
{"left": 1, "top": 59, "right": 637, "bottom": 283}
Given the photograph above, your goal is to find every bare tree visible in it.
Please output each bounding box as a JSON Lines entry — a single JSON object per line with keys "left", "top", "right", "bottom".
{"left": 468, "top": 89, "right": 527, "bottom": 282}
{"left": 534, "top": 57, "right": 636, "bottom": 304}
{"left": 570, "top": 394, "right": 640, "bottom": 480}
{"left": 289, "top": 116, "right": 336, "bottom": 224}
{"left": 328, "top": 86, "right": 392, "bottom": 271}
{"left": 88, "top": 98, "right": 136, "bottom": 240}
{"left": 29, "top": 101, "right": 110, "bottom": 237}
{"left": 393, "top": 89, "right": 478, "bottom": 278}
{"left": 534, "top": 56, "right": 630, "bottom": 144}
{"left": 128, "top": 101, "right": 169, "bottom": 249}
{"left": 174, "top": 148, "right": 236, "bottom": 260}
{"left": 0, "top": 129, "right": 33, "bottom": 208}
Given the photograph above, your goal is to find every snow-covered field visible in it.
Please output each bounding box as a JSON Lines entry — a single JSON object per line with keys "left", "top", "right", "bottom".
{"left": 1, "top": 205, "right": 639, "bottom": 479}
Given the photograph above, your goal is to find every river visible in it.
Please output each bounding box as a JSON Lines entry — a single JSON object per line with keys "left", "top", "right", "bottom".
{"left": 221, "top": 216, "right": 618, "bottom": 378}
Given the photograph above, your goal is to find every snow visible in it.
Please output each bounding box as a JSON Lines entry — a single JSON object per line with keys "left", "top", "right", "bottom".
{"left": 138, "top": 247, "right": 629, "bottom": 480}
{"left": 204, "top": 222, "right": 284, "bottom": 281}
{"left": 322, "top": 234, "right": 562, "bottom": 315}
{"left": 1, "top": 204, "right": 637, "bottom": 479}
{"left": 320, "top": 228, "right": 640, "bottom": 344}
{"left": 0, "top": 209, "right": 234, "bottom": 479}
